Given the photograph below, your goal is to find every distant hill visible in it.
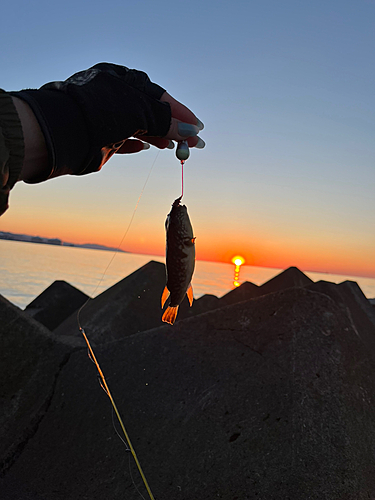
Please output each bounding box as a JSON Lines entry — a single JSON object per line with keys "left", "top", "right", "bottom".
{"left": 0, "top": 231, "right": 126, "bottom": 252}
{"left": 72, "top": 243, "right": 127, "bottom": 252}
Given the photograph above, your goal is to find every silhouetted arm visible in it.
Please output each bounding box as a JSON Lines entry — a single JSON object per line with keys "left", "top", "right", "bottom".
{"left": 12, "top": 96, "right": 49, "bottom": 182}
{"left": 1, "top": 63, "right": 205, "bottom": 216}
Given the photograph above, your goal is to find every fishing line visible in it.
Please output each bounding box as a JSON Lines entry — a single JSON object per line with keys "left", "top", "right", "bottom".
{"left": 180, "top": 160, "right": 184, "bottom": 199}
{"left": 76, "top": 150, "right": 159, "bottom": 329}
{"left": 76, "top": 150, "right": 160, "bottom": 500}
{"left": 176, "top": 139, "right": 189, "bottom": 200}
{"left": 79, "top": 326, "right": 155, "bottom": 500}
{"left": 111, "top": 407, "right": 147, "bottom": 500}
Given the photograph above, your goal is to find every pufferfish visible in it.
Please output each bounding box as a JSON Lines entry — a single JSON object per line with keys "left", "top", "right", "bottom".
{"left": 161, "top": 196, "right": 196, "bottom": 325}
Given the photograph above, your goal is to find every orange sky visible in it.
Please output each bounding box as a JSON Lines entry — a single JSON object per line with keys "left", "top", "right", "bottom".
{"left": 2, "top": 202, "right": 374, "bottom": 280}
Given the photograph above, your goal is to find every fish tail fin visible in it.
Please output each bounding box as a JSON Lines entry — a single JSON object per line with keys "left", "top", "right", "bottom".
{"left": 161, "top": 286, "right": 170, "bottom": 308}
{"left": 187, "top": 284, "right": 194, "bottom": 307}
{"left": 162, "top": 306, "right": 179, "bottom": 325}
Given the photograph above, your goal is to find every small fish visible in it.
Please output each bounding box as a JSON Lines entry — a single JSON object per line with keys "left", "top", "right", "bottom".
{"left": 161, "top": 196, "right": 196, "bottom": 325}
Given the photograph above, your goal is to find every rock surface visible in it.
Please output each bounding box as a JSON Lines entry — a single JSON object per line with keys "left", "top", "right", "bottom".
{"left": 0, "top": 295, "right": 82, "bottom": 476}
{"left": 258, "top": 265, "right": 313, "bottom": 295}
{"left": 180, "top": 266, "right": 314, "bottom": 320}
{"left": 210, "top": 266, "right": 314, "bottom": 311}
{"left": 178, "top": 292, "right": 221, "bottom": 320}
{"left": 24, "top": 280, "right": 89, "bottom": 330}
{"left": 54, "top": 260, "right": 167, "bottom": 343}
{"left": 1, "top": 268, "right": 375, "bottom": 499}
{"left": 308, "top": 279, "right": 375, "bottom": 332}
{"left": 219, "top": 280, "right": 260, "bottom": 307}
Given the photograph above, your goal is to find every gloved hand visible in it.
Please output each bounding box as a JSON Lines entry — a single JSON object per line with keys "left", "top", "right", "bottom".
{"left": 11, "top": 63, "right": 204, "bottom": 183}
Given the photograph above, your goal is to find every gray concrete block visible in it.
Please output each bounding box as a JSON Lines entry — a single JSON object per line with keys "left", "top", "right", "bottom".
{"left": 24, "top": 280, "right": 89, "bottom": 330}
{"left": 2, "top": 284, "right": 375, "bottom": 499}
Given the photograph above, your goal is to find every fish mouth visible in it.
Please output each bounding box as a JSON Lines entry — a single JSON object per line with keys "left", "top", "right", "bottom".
{"left": 172, "top": 196, "right": 183, "bottom": 207}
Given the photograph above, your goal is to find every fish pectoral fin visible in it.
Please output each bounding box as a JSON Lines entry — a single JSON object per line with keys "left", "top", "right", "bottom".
{"left": 161, "top": 286, "right": 170, "bottom": 308}
{"left": 187, "top": 284, "right": 194, "bottom": 307}
{"left": 162, "top": 306, "right": 179, "bottom": 325}
{"left": 184, "top": 237, "right": 196, "bottom": 246}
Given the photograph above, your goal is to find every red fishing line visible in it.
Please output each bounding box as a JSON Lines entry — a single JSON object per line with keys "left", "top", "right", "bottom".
{"left": 181, "top": 160, "right": 184, "bottom": 199}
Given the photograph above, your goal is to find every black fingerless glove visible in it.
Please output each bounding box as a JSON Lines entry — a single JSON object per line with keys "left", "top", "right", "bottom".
{"left": 10, "top": 63, "right": 171, "bottom": 182}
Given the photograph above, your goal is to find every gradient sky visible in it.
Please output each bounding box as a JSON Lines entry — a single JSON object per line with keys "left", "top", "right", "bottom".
{"left": 1, "top": 0, "right": 374, "bottom": 278}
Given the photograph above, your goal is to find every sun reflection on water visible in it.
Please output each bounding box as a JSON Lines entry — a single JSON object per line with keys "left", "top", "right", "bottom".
{"left": 231, "top": 255, "right": 245, "bottom": 288}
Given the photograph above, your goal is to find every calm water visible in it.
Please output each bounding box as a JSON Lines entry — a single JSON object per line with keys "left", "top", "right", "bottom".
{"left": 1, "top": 239, "right": 374, "bottom": 309}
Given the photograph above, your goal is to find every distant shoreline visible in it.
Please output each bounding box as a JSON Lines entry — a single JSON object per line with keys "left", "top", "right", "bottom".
{"left": 0, "top": 231, "right": 126, "bottom": 253}
{"left": 1, "top": 232, "right": 374, "bottom": 283}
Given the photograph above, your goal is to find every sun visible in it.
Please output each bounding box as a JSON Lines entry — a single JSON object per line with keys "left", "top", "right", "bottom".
{"left": 231, "top": 255, "right": 245, "bottom": 288}
{"left": 231, "top": 255, "right": 245, "bottom": 266}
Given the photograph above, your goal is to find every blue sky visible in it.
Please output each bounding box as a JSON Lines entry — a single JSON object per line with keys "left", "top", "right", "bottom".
{"left": 1, "top": 0, "right": 374, "bottom": 277}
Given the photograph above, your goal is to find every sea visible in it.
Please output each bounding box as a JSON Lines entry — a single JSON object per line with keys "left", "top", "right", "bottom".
{"left": 1, "top": 239, "right": 374, "bottom": 309}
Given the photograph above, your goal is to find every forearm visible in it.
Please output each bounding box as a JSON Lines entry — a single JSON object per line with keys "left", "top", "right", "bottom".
{"left": 11, "top": 96, "right": 49, "bottom": 182}
{"left": 0, "top": 90, "right": 24, "bottom": 215}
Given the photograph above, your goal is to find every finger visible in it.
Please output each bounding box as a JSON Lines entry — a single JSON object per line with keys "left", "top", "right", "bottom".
{"left": 176, "top": 136, "right": 204, "bottom": 148}
{"left": 115, "top": 139, "right": 149, "bottom": 154}
{"left": 160, "top": 92, "right": 204, "bottom": 130}
{"left": 140, "top": 135, "right": 205, "bottom": 150}
{"left": 135, "top": 136, "right": 174, "bottom": 150}
{"left": 164, "top": 117, "right": 201, "bottom": 141}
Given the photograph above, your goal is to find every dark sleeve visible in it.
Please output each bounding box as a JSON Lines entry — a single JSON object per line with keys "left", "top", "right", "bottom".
{"left": 0, "top": 90, "right": 24, "bottom": 215}
{"left": 10, "top": 63, "right": 171, "bottom": 182}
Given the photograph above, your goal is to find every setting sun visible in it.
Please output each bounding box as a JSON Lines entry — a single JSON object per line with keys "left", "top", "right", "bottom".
{"left": 231, "top": 255, "right": 245, "bottom": 288}
{"left": 232, "top": 256, "right": 245, "bottom": 266}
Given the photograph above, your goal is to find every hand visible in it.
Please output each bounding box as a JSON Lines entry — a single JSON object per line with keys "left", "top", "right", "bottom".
{"left": 112, "top": 91, "right": 205, "bottom": 155}
{"left": 11, "top": 63, "right": 205, "bottom": 182}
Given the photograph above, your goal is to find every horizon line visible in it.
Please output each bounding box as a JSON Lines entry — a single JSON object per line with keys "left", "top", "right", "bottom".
{"left": 1, "top": 231, "right": 374, "bottom": 281}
